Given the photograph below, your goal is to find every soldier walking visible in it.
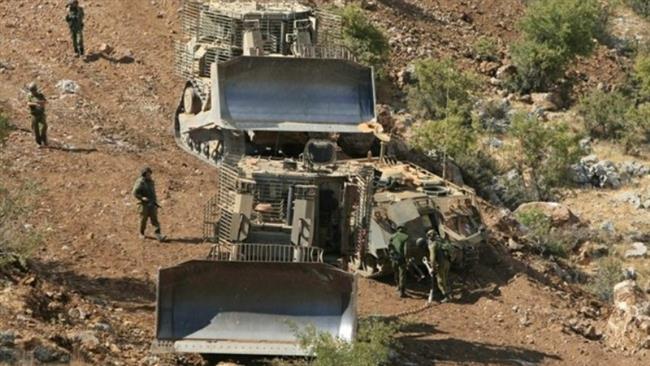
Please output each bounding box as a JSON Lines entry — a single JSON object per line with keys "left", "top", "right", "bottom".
{"left": 26, "top": 82, "right": 48, "bottom": 147}
{"left": 388, "top": 225, "right": 409, "bottom": 298}
{"left": 423, "top": 229, "right": 455, "bottom": 303}
{"left": 65, "top": 0, "right": 85, "bottom": 57}
{"left": 133, "top": 166, "right": 166, "bottom": 242}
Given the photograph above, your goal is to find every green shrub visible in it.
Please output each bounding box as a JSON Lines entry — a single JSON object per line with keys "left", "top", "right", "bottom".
{"left": 622, "top": 102, "right": 650, "bottom": 153}
{"left": 0, "top": 113, "right": 11, "bottom": 146}
{"left": 635, "top": 53, "right": 650, "bottom": 100}
{"left": 578, "top": 89, "right": 634, "bottom": 139}
{"left": 626, "top": 0, "right": 650, "bottom": 18}
{"left": 587, "top": 257, "right": 623, "bottom": 302}
{"left": 340, "top": 5, "right": 389, "bottom": 75}
{"left": 0, "top": 183, "right": 42, "bottom": 269}
{"left": 510, "top": 0, "right": 606, "bottom": 92}
{"left": 407, "top": 58, "right": 479, "bottom": 120}
{"left": 295, "top": 318, "right": 398, "bottom": 366}
{"left": 509, "top": 113, "right": 585, "bottom": 195}
{"left": 415, "top": 115, "right": 500, "bottom": 193}
{"left": 509, "top": 40, "right": 569, "bottom": 92}
{"left": 472, "top": 36, "right": 499, "bottom": 61}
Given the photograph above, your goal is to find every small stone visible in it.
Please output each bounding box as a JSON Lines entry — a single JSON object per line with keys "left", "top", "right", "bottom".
{"left": 55, "top": 80, "right": 80, "bottom": 94}
{"left": 600, "top": 221, "right": 615, "bottom": 233}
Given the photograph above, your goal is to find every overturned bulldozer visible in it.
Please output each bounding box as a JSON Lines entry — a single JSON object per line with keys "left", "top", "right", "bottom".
{"left": 351, "top": 159, "right": 487, "bottom": 278}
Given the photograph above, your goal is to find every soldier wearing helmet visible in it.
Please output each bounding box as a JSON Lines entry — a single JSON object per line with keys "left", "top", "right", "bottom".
{"left": 388, "top": 225, "right": 409, "bottom": 298}
{"left": 423, "top": 229, "right": 454, "bottom": 303}
{"left": 132, "top": 166, "right": 165, "bottom": 241}
{"left": 65, "top": 0, "right": 85, "bottom": 57}
{"left": 26, "top": 82, "right": 48, "bottom": 146}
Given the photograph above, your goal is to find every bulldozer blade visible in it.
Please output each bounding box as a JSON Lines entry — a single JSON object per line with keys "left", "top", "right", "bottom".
{"left": 155, "top": 260, "right": 357, "bottom": 356}
{"left": 210, "top": 56, "right": 376, "bottom": 132}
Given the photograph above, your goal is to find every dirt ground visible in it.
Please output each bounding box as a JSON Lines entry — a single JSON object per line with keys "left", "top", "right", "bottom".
{"left": 0, "top": 0, "right": 648, "bottom": 365}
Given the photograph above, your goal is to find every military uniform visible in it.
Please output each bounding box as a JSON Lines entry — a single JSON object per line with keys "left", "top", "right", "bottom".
{"left": 65, "top": 1, "right": 85, "bottom": 56}
{"left": 428, "top": 235, "right": 455, "bottom": 302}
{"left": 132, "top": 169, "right": 164, "bottom": 240}
{"left": 27, "top": 88, "right": 47, "bottom": 146}
{"left": 388, "top": 227, "right": 409, "bottom": 297}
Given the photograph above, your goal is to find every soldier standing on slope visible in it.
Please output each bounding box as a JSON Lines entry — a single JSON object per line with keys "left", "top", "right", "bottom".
{"left": 133, "top": 167, "right": 166, "bottom": 242}
{"left": 65, "top": 0, "right": 85, "bottom": 57}
{"left": 26, "top": 82, "right": 48, "bottom": 147}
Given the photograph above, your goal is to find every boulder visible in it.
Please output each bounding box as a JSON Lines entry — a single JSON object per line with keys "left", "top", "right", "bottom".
{"left": 605, "top": 280, "right": 650, "bottom": 351}
{"left": 531, "top": 92, "right": 561, "bottom": 111}
{"left": 33, "top": 344, "right": 70, "bottom": 363}
{"left": 514, "top": 202, "right": 580, "bottom": 228}
{"left": 624, "top": 242, "right": 648, "bottom": 259}
{"left": 496, "top": 64, "right": 517, "bottom": 80}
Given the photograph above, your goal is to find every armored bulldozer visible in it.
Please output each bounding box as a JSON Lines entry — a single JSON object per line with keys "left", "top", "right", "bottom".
{"left": 156, "top": 0, "right": 378, "bottom": 357}
{"left": 156, "top": 0, "right": 486, "bottom": 357}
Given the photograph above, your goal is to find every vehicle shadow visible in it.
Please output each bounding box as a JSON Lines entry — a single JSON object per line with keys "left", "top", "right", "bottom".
{"left": 33, "top": 260, "right": 155, "bottom": 305}
{"left": 161, "top": 236, "right": 206, "bottom": 245}
{"left": 400, "top": 337, "right": 562, "bottom": 365}
{"left": 84, "top": 52, "right": 134, "bottom": 64}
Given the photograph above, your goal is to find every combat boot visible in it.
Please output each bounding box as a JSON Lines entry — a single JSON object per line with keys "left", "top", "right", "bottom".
{"left": 155, "top": 233, "right": 166, "bottom": 242}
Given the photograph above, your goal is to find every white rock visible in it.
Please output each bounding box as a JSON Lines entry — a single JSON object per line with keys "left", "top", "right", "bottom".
{"left": 624, "top": 242, "right": 648, "bottom": 258}
{"left": 56, "top": 80, "right": 80, "bottom": 94}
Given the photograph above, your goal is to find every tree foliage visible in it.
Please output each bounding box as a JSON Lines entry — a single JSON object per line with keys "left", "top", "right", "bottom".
{"left": 510, "top": 0, "right": 606, "bottom": 92}
{"left": 340, "top": 5, "right": 389, "bottom": 75}
{"left": 508, "top": 113, "right": 585, "bottom": 195}
{"left": 577, "top": 89, "right": 634, "bottom": 139}
{"left": 407, "top": 58, "right": 479, "bottom": 120}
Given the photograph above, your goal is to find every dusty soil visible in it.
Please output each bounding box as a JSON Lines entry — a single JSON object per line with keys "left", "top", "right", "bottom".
{"left": 0, "top": 0, "right": 648, "bottom": 365}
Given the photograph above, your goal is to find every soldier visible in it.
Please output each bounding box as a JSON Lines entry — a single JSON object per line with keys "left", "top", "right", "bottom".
{"left": 388, "top": 225, "right": 409, "bottom": 298}
{"left": 26, "top": 82, "right": 48, "bottom": 147}
{"left": 65, "top": 0, "right": 85, "bottom": 57}
{"left": 133, "top": 166, "right": 165, "bottom": 242}
{"left": 424, "top": 229, "right": 455, "bottom": 303}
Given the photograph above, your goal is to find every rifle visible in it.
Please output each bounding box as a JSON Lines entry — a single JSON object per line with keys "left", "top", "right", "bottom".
{"left": 406, "top": 257, "right": 426, "bottom": 281}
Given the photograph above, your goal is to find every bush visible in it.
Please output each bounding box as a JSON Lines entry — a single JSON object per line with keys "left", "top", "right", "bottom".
{"left": 0, "top": 113, "right": 11, "bottom": 146}
{"left": 472, "top": 36, "right": 499, "bottom": 61}
{"left": 622, "top": 102, "right": 650, "bottom": 153}
{"left": 340, "top": 5, "right": 389, "bottom": 75}
{"left": 635, "top": 53, "right": 650, "bottom": 100}
{"left": 587, "top": 257, "right": 623, "bottom": 302}
{"left": 415, "top": 115, "right": 500, "bottom": 193}
{"left": 509, "top": 113, "right": 585, "bottom": 196}
{"left": 515, "top": 208, "right": 572, "bottom": 257}
{"left": 407, "top": 58, "right": 479, "bottom": 120}
{"left": 0, "top": 183, "right": 42, "bottom": 269}
{"left": 577, "top": 89, "right": 634, "bottom": 139}
{"left": 510, "top": 0, "right": 606, "bottom": 92}
{"left": 294, "top": 318, "right": 398, "bottom": 366}
{"left": 509, "top": 40, "right": 568, "bottom": 92}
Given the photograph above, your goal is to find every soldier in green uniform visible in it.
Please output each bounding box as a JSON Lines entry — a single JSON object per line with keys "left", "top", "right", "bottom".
{"left": 133, "top": 166, "right": 165, "bottom": 242}
{"left": 388, "top": 225, "right": 409, "bottom": 298}
{"left": 65, "top": 0, "right": 85, "bottom": 57}
{"left": 424, "top": 229, "right": 454, "bottom": 303}
{"left": 26, "top": 83, "right": 48, "bottom": 146}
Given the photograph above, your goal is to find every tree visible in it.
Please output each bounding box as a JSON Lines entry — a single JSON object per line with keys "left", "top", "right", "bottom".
{"left": 509, "top": 0, "right": 606, "bottom": 92}
{"left": 407, "top": 58, "right": 479, "bottom": 120}
{"left": 509, "top": 113, "right": 584, "bottom": 197}
{"left": 340, "top": 5, "right": 389, "bottom": 75}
